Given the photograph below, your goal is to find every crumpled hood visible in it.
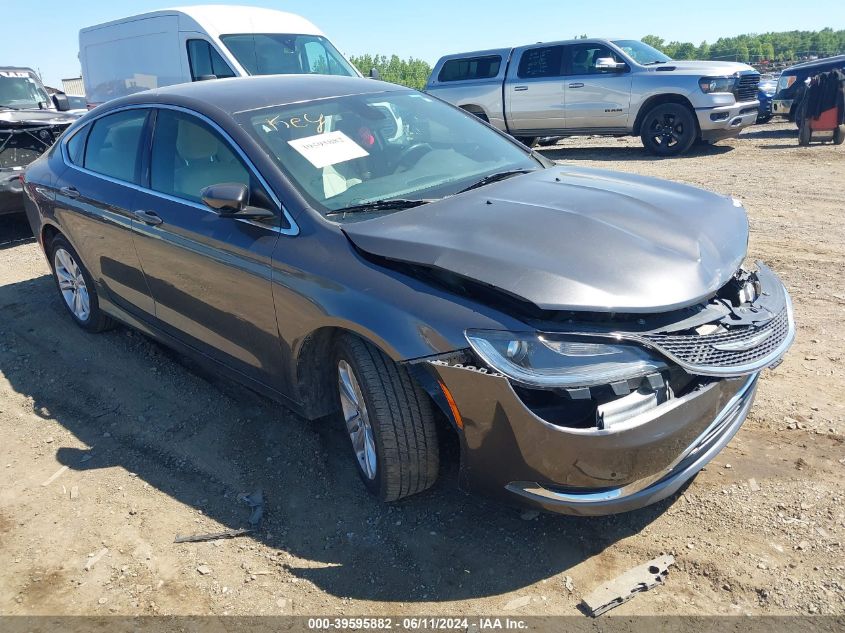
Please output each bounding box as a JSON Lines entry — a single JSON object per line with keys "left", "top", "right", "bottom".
{"left": 342, "top": 167, "right": 749, "bottom": 313}
{"left": 650, "top": 60, "right": 757, "bottom": 75}
{"left": 0, "top": 109, "right": 78, "bottom": 127}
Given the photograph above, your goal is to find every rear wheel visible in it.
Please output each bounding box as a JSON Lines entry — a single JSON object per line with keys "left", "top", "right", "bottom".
{"left": 833, "top": 124, "right": 845, "bottom": 145}
{"left": 640, "top": 103, "right": 697, "bottom": 156}
{"left": 49, "top": 235, "right": 114, "bottom": 333}
{"left": 334, "top": 335, "right": 439, "bottom": 501}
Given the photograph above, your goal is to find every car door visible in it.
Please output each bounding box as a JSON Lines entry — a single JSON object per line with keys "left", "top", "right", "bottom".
{"left": 54, "top": 108, "right": 156, "bottom": 318}
{"left": 563, "top": 43, "right": 632, "bottom": 131}
{"left": 505, "top": 45, "right": 566, "bottom": 133}
{"left": 129, "top": 107, "right": 286, "bottom": 388}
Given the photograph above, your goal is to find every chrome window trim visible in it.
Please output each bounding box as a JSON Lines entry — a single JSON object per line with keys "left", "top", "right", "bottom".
{"left": 59, "top": 103, "right": 299, "bottom": 236}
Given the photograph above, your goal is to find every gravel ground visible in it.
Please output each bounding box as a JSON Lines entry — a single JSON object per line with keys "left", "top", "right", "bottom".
{"left": 0, "top": 121, "right": 843, "bottom": 618}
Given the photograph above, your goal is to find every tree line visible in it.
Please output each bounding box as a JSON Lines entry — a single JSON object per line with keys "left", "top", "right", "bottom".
{"left": 347, "top": 54, "right": 432, "bottom": 90}
{"left": 641, "top": 29, "right": 845, "bottom": 63}
{"left": 347, "top": 29, "right": 844, "bottom": 90}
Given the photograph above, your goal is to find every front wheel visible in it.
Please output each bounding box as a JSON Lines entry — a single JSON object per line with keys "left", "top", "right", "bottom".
{"left": 833, "top": 124, "right": 845, "bottom": 145}
{"left": 640, "top": 103, "right": 697, "bottom": 156}
{"left": 334, "top": 335, "right": 439, "bottom": 502}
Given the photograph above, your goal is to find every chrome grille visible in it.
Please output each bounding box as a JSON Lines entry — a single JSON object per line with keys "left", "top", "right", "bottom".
{"left": 734, "top": 73, "right": 760, "bottom": 102}
{"left": 641, "top": 306, "right": 790, "bottom": 371}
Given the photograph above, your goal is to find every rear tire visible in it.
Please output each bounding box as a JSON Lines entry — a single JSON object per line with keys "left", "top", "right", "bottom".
{"left": 334, "top": 335, "right": 439, "bottom": 502}
{"left": 833, "top": 124, "right": 845, "bottom": 145}
{"left": 48, "top": 234, "right": 115, "bottom": 333}
{"left": 640, "top": 103, "right": 697, "bottom": 156}
{"left": 515, "top": 136, "right": 539, "bottom": 148}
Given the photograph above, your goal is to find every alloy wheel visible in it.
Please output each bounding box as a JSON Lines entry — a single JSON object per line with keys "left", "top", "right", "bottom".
{"left": 648, "top": 112, "right": 685, "bottom": 149}
{"left": 54, "top": 248, "right": 90, "bottom": 322}
{"left": 337, "top": 360, "right": 377, "bottom": 480}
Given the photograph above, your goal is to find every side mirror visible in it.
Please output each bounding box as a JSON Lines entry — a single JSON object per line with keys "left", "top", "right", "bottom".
{"left": 197, "top": 74, "right": 218, "bottom": 82}
{"left": 369, "top": 67, "right": 381, "bottom": 80}
{"left": 595, "top": 57, "right": 626, "bottom": 72}
{"left": 52, "top": 93, "right": 71, "bottom": 111}
{"left": 200, "top": 183, "right": 274, "bottom": 220}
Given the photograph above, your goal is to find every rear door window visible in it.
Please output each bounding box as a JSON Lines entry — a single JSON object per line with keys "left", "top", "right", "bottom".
{"left": 83, "top": 109, "right": 148, "bottom": 183}
{"left": 65, "top": 125, "right": 90, "bottom": 165}
{"left": 438, "top": 56, "right": 502, "bottom": 82}
{"left": 517, "top": 46, "right": 564, "bottom": 79}
{"left": 187, "top": 39, "right": 236, "bottom": 80}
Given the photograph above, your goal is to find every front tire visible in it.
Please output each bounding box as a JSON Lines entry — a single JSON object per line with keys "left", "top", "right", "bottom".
{"left": 334, "top": 335, "right": 439, "bottom": 501}
{"left": 49, "top": 234, "right": 114, "bottom": 333}
{"left": 640, "top": 103, "right": 697, "bottom": 156}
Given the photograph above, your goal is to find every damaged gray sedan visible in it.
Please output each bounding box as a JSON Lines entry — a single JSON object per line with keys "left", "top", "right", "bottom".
{"left": 22, "top": 75, "right": 794, "bottom": 515}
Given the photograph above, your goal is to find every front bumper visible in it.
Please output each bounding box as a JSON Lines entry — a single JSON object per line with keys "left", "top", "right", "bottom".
{"left": 430, "top": 358, "right": 757, "bottom": 516}
{"left": 696, "top": 101, "right": 759, "bottom": 141}
{"left": 0, "top": 169, "right": 25, "bottom": 215}
{"left": 772, "top": 99, "right": 794, "bottom": 118}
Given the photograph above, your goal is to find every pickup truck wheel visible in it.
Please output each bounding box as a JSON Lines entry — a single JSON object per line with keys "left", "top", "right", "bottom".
{"left": 833, "top": 125, "right": 845, "bottom": 145}
{"left": 515, "top": 136, "right": 539, "bottom": 148}
{"left": 334, "top": 334, "right": 439, "bottom": 502}
{"left": 640, "top": 103, "right": 697, "bottom": 156}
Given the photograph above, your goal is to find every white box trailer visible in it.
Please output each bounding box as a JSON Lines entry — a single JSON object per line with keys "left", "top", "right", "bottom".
{"left": 79, "top": 4, "right": 361, "bottom": 106}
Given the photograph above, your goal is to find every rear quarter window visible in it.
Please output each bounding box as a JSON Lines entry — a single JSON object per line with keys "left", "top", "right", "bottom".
{"left": 437, "top": 56, "right": 502, "bottom": 82}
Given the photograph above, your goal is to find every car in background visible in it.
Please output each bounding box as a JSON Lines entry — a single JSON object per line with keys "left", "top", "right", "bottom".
{"left": 79, "top": 4, "right": 362, "bottom": 107}
{"left": 756, "top": 75, "right": 779, "bottom": 123}
{"left": 64, "top": 95, "right": 89, "bottom": 116}
{"left": 772, "top": 55, "right": 845, "bottom": 121}
{"left": 1, "top": 67, "right": 76, "bottom": 214}
{"left": 23, "top": 75, "right": 794, "bottom": 516}
{"left": 425, "top": 38, "right": 760, "bottom": 156}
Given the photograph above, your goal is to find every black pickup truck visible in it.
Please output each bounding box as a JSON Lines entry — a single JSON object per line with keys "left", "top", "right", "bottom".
{"left": 1, "top": 67, "right": 77, "bottom": 214}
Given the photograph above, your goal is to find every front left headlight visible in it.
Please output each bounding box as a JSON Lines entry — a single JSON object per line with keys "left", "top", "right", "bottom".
{"left": 699, "top": 76, "right": 736, "bottom": 94}
{"left": 465, "top": 330, "right": 667, "bottom": 389}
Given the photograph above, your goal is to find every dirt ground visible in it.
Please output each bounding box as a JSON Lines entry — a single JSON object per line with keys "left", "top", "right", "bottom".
{"left": 0, "top": 121, "right": 843, "bottom": 619}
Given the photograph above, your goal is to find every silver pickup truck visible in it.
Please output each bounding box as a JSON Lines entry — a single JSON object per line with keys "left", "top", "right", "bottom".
{"left": 425, "top": 39, "right": 760, "bottom": 156}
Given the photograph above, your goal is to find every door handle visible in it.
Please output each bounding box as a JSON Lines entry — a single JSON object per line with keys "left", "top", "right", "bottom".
{"left": 568, "top": 83, "right": 585, "bottom": 88}
{"left": 59, "top": 186, "right": 80, "bottom": 199}
{"left": 514, "top": 86, "right": 528, "bottom": 91}
{"left": 134, "top": 210, "right": 163, "bottom": 226}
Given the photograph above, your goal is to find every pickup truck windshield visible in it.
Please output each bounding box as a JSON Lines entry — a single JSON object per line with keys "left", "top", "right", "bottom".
{"left": 612, "top": 40, "right": 672, "bottom": 65}
{"left": 220, "top": 34, "right": 357, "bottom": 77}
{"left": 0, "top": 71, "right": 49, "bottom": 110}
{"left": 239, "top": 91, "right": 539, "bottom": 215}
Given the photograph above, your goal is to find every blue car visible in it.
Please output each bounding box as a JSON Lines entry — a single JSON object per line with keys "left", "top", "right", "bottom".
{"left": 756, "top": 76, "right": 779, "bottom": 123}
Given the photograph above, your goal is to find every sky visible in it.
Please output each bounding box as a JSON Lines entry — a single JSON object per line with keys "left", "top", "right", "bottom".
{"left": 1, "top": 0, "right": 843, "bottom": 87}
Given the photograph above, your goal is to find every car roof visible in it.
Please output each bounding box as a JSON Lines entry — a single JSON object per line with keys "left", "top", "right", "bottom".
{"left": 783, "top": 54, "right": 845, "bottom": 74}
{"left": 111, "top": 75, "right": 410, "bottom": 116}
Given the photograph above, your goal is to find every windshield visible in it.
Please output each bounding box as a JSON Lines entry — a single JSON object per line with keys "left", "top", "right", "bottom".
{"left": 220, "top": 33, "right": 357, "bottom": 77}
{"left": 238, "top": 91, "right": 539, "bottom": 215}
{"left": 612, "top": 40, "right": 672, "bottom": 65}
{"left": 0, "top": 71, "right": 49, "bottom": 109}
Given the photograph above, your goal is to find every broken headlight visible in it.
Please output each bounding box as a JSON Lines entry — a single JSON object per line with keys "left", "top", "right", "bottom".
{"left": 465, "top": 330, "right": 667, "bottom": 389}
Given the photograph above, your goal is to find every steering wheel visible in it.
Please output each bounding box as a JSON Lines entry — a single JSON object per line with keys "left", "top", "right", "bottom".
{"left": 395, "top": 143, "right": 433, "bottom": 171}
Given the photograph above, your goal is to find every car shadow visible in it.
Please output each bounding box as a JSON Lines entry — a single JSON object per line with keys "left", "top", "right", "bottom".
{"left": 0, "top": 213, "right": 35, "bottom": 250}
{"left": 538, "top": 142, "right": 733, "bottom": 162}
{"left": 0, "top": 272, "right": 670, "bottom": 603}
{"left": 740, "top": 127, "right": 797, "bottom": 140}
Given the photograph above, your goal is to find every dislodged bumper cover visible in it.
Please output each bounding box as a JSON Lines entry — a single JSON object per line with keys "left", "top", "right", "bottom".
{"left": 430, "top": 360, "right": 757, "bottom": 516}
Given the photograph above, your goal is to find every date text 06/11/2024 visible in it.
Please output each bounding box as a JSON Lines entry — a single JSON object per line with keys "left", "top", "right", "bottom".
{"left": 306, "top": 617, "right": 529, "bottom": 630}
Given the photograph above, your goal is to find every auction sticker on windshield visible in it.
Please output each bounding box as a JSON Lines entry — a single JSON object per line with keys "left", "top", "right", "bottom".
{"left": 288, "top": 130, "right": 369, "bottom": 168}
